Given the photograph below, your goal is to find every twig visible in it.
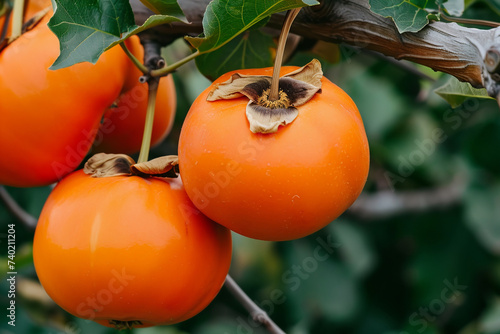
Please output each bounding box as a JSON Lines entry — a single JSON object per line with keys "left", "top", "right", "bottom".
{"left": 347, "top": 175, "right": 467, "bottom": 220}
{"left": 224, "top": 275, "right": 286, "bottom": 334}
{"left": 439, "top": 8, "right": 500, "bottom": 28}
{"left": 150, "top": 50, "right": 200, "bottom": 78}
{"left": 120, "top": 42, "right": 148, "bottom": 74}
{"left": 0, "top": 186, "right": 37, "bottom": 229}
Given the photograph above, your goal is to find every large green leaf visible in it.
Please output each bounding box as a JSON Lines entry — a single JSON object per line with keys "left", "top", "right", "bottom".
{"left": 49, "top": 0, "right": 184, "bottom": 69}
{"left": 369, "top": 0, "right": 436, "bottom": 33}
{"left": 482, "top": 0, "right": 500, "bottom": 16}
{"left": 139, "top": 0, "right": 185, "bottom": 17}
{"left": 195, "top": 29, "right": 275, "bottom": 81}
{"left": 434, "top": 76, "right": 494, "bottom": 108}
{"left": 49, "top": 0, "right": 135, "bottom": 69}
{"left": 186, "top": 0, "right": 318, "bottom": 53}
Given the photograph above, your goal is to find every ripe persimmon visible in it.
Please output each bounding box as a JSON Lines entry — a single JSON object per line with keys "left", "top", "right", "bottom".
{"left": 178, "top": 64, "right": 369, "bottom": 241}
{"left": 0, "top": 13, "right": 130, "bottom": 187}
{"left": 33, "top": 169, "right": 232, "bottom": 328}
{"left": 92, "top": 36, "right": 177, "bottom": 154}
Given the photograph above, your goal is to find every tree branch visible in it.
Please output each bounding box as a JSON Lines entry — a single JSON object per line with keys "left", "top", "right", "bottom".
{"left": 224, "top": 275, "right": 285, "bottom": 334}
{"left": 0, "top": 186, "right": 37, "bottom": 229}
{"left": 281, "top": 0, "right": 498, "bottom": 89}
{"left": 347, "top": 175, "right": 467, "bottom": 220}
{"left": 130, "top": 0, "right": 500, "bottom": 98}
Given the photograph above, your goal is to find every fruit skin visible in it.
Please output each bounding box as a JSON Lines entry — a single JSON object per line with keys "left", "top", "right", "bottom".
{"left": 178, "top": 66, "right": 370, "bottom": 241}
{"left": 33, "top": 170, "right": 232, "bottom": 328}
{"left": 92, "top": 36, "right": 177, "bottom": 154}
{"left": 0, "top": 14, "right": 129, "bottom": 187}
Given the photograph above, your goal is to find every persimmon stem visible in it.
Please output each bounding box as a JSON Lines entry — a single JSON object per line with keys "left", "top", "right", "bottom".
{"left": 0, "top": 186, "right": 37, "bottom": 230}
{"left": 439, "top": 8, "right": 499, "bottom": 28}
{"left": 137, "top": 78, "right": 159, "bottom": 163}
{"left": 225, "top": 275, "right": 286, "bottom": 334}
{"left": 9, "top": 0, "right": 24, "bottom": 42}
{"left": 269, "top": 8, "right": 301, "bottom": 101}
{"left": 151, "top": 50, "right": 200, "bottom": 77}
{"left": 120, "top": 42, "right": 149, "bottom": 74}
{"left": 121, "top": 37, "right": 199, "bottom": 78}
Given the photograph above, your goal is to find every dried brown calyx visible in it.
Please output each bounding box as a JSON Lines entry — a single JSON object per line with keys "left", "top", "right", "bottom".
{"left": 207, "top": 59, "right": 323, "bottom": 133}
{"left": 83, "top": 153, "right": 179, "bottom": 178}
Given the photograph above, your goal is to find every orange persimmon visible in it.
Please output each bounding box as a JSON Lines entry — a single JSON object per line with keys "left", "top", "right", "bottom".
{"left": 33, "top": 170, "right": 232, "bottom": 328}
{"left": 0, "top": 12, "right": 130, "bottom": 187}
{"left": 92, "top": 36, "right": 177, "bottom": 154}
{"left": 178, "top": 65, "right": 369, "bottom": 241}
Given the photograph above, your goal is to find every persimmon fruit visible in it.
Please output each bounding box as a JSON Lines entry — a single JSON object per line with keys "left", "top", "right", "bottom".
{"left": 178, "top": 65, "right": 369, "bottom": 241}
{"left": 0, "top": 11, "right": 130, "bottom": 187}
{"left": 92, "top": 36, "right": 177, "bottom": 155}
{"left": 33, "top": 170, "right": 232, "bottom": 328}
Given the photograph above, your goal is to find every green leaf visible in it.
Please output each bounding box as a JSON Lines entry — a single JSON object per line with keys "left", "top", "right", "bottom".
{"left": 186, "top": 0, "right": 318, "bottom": 53}
{"left": 49, "top": 0, "right": 136, "bottom": 69}
{"left": 464, "top": 0, "right": 476, "bottom": 8}
{"left": 434, "top": 76, "right": 494, "bottom": 108}
{"left": 443, "top": 0, "right": 465, "bottom": 16}
{"left": 195, "top": 29, "right": 275, "bottom": 81}
{"left": 49, "top": 0, "right": 184, "bottom": 69}
{"left": 369, "top": 0, "right": 434, "bottom": 33}
{"left": 482, "top": 0, "right": 500, "bottom": 16}
{"left": 139, "top": 0, "right": 185, "bottom": 17}
{"left": 120, "top": 14, "right": 184, "bottom": 40}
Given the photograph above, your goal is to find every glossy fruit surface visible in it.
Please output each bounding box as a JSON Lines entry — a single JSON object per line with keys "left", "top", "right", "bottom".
{"left": 0, "top": 14, "right": 129, "bottom": 187}
{"left": 33, "top": 170, "right": 232, "bottom": 328}
{"left": 178, "top": 66, "right": 370, "bottom": 241}
{"left": 93, "top": 36, "right": 177, "bottom": 154}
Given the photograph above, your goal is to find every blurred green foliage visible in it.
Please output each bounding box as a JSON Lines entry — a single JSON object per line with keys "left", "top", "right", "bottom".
{"left": 2, "top": 1, "right": 500, "bottom": 333}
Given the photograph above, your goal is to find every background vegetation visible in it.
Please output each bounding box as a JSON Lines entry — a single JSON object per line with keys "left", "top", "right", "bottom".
{"left": 2, "top": 1, "right": 500, "bottom": 334}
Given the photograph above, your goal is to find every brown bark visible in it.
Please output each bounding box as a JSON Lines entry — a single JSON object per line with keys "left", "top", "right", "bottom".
{"left": 131, "top": 0, "right": 500, "bottom": 98}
